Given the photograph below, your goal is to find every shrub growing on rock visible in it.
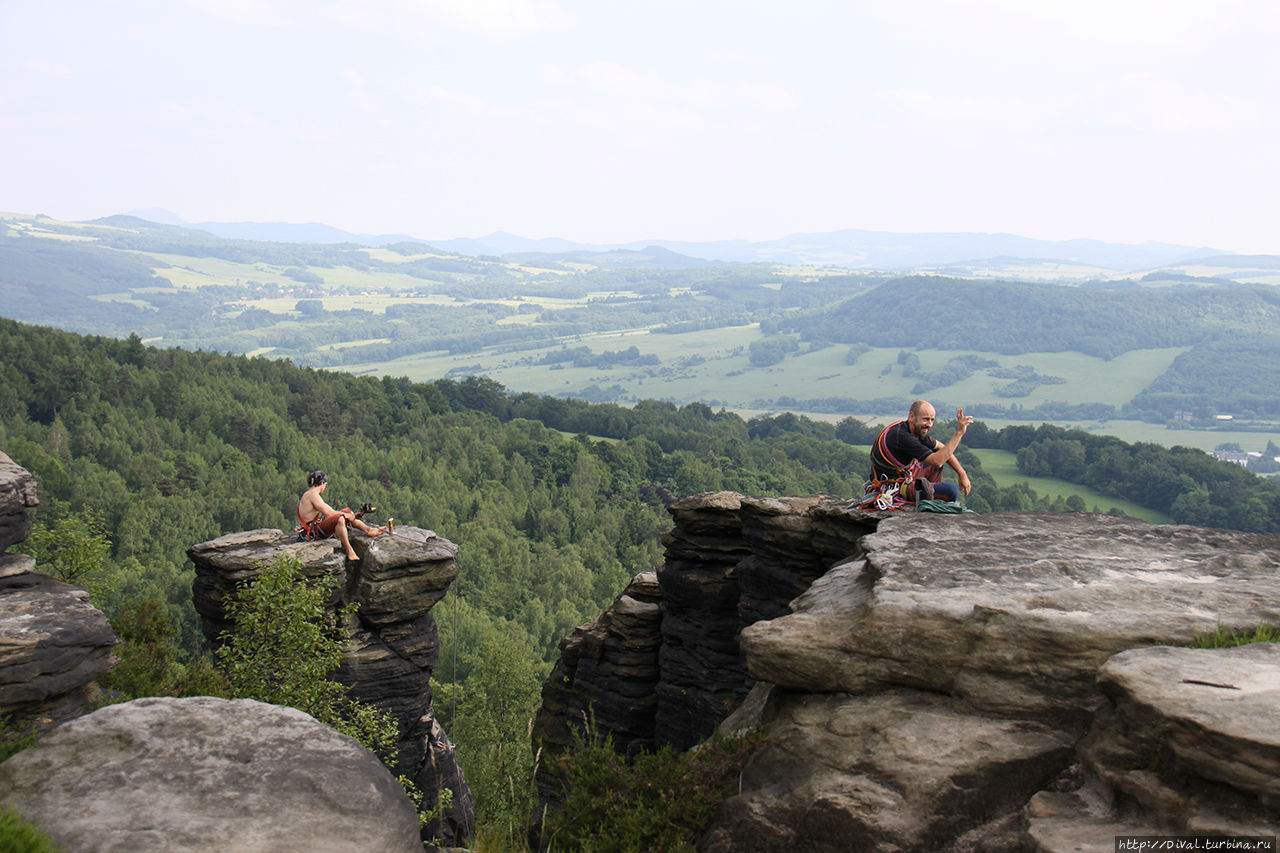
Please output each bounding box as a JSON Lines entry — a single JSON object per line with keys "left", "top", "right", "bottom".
{"left": 540, "top": 722, "right": 766, "bottom": 853}
{"left": 216, "top": 554, "right": 400, "bottom": 764}
{"left": 0, "top": 806, "right": 61, "bottom": 853}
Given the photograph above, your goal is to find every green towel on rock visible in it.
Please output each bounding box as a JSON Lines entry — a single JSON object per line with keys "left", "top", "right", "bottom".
{"left": 916, "top": 498, "right": 973, "bottom": 513}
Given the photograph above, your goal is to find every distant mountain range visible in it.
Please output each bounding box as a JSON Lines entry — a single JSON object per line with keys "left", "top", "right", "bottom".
{"left": 126, "top": 208, "right": 423, "bottom": 247}
{"left": 126, "top": 208, "right": 1226, "bottom": 272}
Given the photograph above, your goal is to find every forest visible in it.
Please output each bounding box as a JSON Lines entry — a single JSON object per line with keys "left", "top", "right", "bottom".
{"left": 2, "top": 316, "right": 1278, "bottom": 840}
{"left": 772, "top": 276, "right": 1280, "bottom": 359}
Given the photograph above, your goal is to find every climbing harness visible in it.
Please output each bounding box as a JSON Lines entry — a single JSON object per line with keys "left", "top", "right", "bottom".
{"left": 852, "top": 474, "right": 914, "bottom": 512}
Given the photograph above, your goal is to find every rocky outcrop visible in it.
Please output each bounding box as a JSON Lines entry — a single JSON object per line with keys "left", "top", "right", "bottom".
{"left": 0, "top": 570, "right": 117, "bottom": 725}
{"left": 534, "top": 571, "right": 663, "bottom": 776}
{"left": 534, "top": 493, "right": 1280, "bottom": 850}
{"left": 657, "top": 493, "right": 874, "bottom": 749}
{"left": 188, "top": 526, "right": 474, "bottom": 846}
{"left": 534, "top": 493, "right": 875, "bottom": 768}
{"left": 0, "top": 696, "right": 424, "bottom": 852}
{"left": 0, "top": 453, "right": 116, "bottom": 726}
{"left": 1028, "top": 644, "right": 1280, "bottom": 850}
{"left": 704, "top": 689, "right": 1076, "bottom": 852}
{"left": 743, "top": 511, "right": 1280, "bottom": 720}
{"left": 0, "top": 451, "right": 38, "bottom": 551}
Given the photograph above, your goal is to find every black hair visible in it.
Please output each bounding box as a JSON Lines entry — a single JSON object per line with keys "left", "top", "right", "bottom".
{"left": 308, "top": 470, "right": 328, "bottom": 488}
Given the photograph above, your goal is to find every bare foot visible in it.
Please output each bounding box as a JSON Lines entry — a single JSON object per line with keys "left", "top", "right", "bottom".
{"left": 346, "top": 551, "right": 360, "bottom": 561}
{"left": 368, "top": 526, "right": 387, "bottom": 537}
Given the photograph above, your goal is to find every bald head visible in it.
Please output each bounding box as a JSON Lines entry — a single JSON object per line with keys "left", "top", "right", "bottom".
{"left": 907, "top": 400, "right": 936, "bottom": 439}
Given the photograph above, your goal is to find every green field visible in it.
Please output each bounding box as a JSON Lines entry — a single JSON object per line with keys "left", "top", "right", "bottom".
{"left": 969, "top": 448, "right": 1171, "bottom": 523}
{"left": 344, "top": 329, "right": 1187, "bottom": 413}
{"left": 972, "top": 418, "right": 1280, "bottom": 455}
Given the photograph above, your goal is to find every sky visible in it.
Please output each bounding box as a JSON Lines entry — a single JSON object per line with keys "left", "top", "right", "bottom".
{"left": 3, "top": 0, "right": 1279, "bottom": 252}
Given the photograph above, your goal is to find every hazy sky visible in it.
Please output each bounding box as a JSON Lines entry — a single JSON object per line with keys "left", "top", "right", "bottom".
{"left": 3, "top": 0, "right": 1278, "bottom": 251}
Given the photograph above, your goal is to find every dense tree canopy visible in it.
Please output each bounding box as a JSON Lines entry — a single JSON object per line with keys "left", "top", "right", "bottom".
{"left": 775, "top": 276, "right": 1280, "bottom": 360}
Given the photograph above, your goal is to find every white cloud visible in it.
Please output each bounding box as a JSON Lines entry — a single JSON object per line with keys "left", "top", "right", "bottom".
{"left": 23, "top": 58, "right": 75, "bottom": 79}
{"left": 418, "top": 85, "right": 501, "bottom": 117}
{"left": 424, "top": 0, "right": 575, "bottom": 36}
{"left": 309, "top": 0, "right": 574, "bottom": 38}
{"left": 182, "top": 0, "right": 291, "bottom": 27}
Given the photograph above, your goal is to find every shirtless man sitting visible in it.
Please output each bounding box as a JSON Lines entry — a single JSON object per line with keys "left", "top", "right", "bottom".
{"left": 296, "top": 470, "right": 388, "bottom": 561}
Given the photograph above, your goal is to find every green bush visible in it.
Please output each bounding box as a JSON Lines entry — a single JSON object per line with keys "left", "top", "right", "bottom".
{"left": 0, "top": 717, "right": 39, "bottom": 764}
{"left": 99, "top": 598, "right": 228, "bottom": 702}
{"left": 433, "top": 633, "right": 543, "bottom": 848}
{"left": 539, "top": 723, "right": 766, "bottom": 853}
{"left": 0, "top": 808, "right": 61, "bottom": 853}
{"left": 22, "top": 506, "right": 114, "bottom": 602}
{"left": 216, "top": 554, "right": 399, "bottom": 764}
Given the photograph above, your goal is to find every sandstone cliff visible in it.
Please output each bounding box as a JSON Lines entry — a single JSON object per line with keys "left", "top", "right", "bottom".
{"left": 534, "top": 492, "right": 1280, "bottom": 850}
{"left": 0, "top": 452, "right": 117, "bottom": 726}
{"left": 188, "top": 525, "right": 475, "bottom": 846}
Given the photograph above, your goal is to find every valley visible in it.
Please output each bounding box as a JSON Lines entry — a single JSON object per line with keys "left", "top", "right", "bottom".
{"left": 5, "top": 210, "right": 1280, "bottom": 462}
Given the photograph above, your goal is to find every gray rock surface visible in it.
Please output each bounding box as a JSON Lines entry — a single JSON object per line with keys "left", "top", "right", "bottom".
{"left": 188, "top": 525, "right": 474, "bottom": 846}
{"left": 1100, "top": 644, "right": 1280, "bottom": 802}
{"left": 1025, "top": 645, "right": 1280, "bottom": 851}
{"left": 742, "top": 512, "right": 1280, "bottom": 722}
{"left": 704, "top": 690, "right": 1074, "bottom": 853}
{"left": 534, "top": 493, "right": 1280, "bottom": 851}
{"left": 0, "top": 696, "right": 423, "bottom": 853}
{"left": 0, "top": 451, "right": 38, "bottom": 551}
{"left": 0, "top": 571, "right": 117, "bottom": 724}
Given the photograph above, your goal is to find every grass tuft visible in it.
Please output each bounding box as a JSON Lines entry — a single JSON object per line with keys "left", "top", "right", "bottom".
{"left": 1189, "top": 622, "right": 1280, "bottom": 648}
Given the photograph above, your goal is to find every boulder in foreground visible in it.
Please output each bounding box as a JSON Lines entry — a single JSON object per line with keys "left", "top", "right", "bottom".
{"left": 0, "top": 696, "right": 423, "bottom": 853}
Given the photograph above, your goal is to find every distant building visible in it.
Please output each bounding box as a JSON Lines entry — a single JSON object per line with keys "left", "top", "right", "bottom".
{"left": 1211, "top": 450, "right": 1250, "bottom": 467}
{"left": 1215, "top": 414, "right": 1234, "bottom": 421}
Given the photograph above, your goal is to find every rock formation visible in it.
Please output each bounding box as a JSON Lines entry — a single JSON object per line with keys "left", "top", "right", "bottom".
{"left": 533, "top": 493, "right": 1280, "bottom": 850}
{"left": 0, "top": 453, "right": 117, "bottom": 726}
{"left": 188, "top": 526, "right": 474, "bottom": 846}
{"left": 0, "top": 451, "right": 38, "bottom": 552}
{"left": 534, "top": 570, "right": 663, "bottom": 769}
{"left": 0, "top": 696, "right": 424, "bottom": 852}
{"left": 1028, "top": 643, "right": 1280, "bottom": 848}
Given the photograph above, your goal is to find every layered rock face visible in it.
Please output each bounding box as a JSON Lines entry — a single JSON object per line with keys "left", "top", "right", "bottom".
{"left": 0, "top": 453, "right": 117, "bottom": 725}
{"left": 0, "top": 451, "right": 38, "bottom": 551}
{"left": 534, "top": 570, "right": 663, "bottom": 770}
{"left": 0, "top": 697, "right": 423, "bottom": 853}
{"left": 535, "top": 494, "right": 875, "bottom": 774}
{"left": 535, "top": 493, "right": 1280, "bottom": 850}
{"left": 1029, "top": 644, "right": 1280, "bottom": 848}
{"left": 656, "top": 493, "right": 874, "bottom": 750}
{"left": 188, "top": 526, "right": 474, "bottom": 846}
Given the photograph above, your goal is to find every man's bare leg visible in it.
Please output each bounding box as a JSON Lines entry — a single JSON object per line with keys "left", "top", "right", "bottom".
{"left": 333, "top": 516, "right": 360, "bottom": 561}
{"left": 351, "top": 517, "right": 389, "bottom": 537}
